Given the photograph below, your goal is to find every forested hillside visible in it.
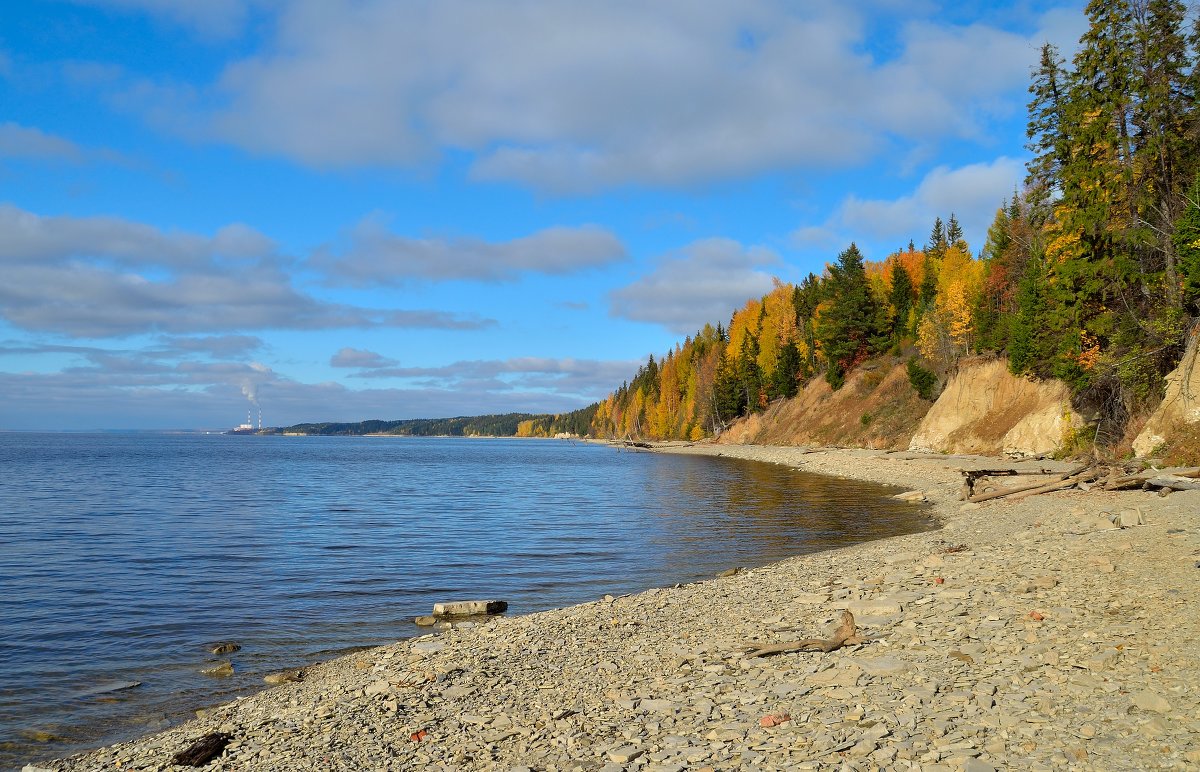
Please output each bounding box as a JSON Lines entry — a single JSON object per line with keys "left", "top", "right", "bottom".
{"left": 586, "top": 0, "right": 1200, "bottom": 450}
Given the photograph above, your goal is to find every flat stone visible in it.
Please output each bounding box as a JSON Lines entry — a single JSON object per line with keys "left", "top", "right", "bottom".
{"left": 846, "top": 598, "right": 903, "bottom": 616}
{"left": 364, "top": 679, "right": 392, "bottom": 697}
{"left": 1131, "top": 691, "right": 1171, "bottom": 713}
{"left": 640, "top": 699, "right": 677, "bottom": 713}
{"left": 883, "top": 551, "right": 920, "bottom": 565}
{"left": 411, "top": 640, "right": 447, "bottom": 654}
{"left": 263, "top": 669, "right": 303, "bottom": 685}
{"left": 894, "top": 490, "right": 927, "bottom": 502}
{"left": 793, "top": 592, "right": 828, "bottom": 604}
{"left": 852, "top": 656, "right": 906, "bottom": 676}
{"left": 608, "top": 745, "right": 644, "bottom": 763}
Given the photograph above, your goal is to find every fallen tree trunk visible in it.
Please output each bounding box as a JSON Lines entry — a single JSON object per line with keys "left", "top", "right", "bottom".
{"left": 1101, "top": 467, "right": 1200, "bottom": 490}
{"left": 967, "top": 465, "right": 1093, "bottom": 503}
{"left": 961, "top": 464, "right": 1087, "bottom": 501}
{"left": 1142, "top": 474, "right": 1200, "bottom": 491}
{"left": 743, "top": 610, "right": 867, "bottom": 658}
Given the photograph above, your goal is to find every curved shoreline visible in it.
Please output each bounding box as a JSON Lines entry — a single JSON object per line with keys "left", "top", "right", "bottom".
{"left": 34, "top": 445, "right": 1200, "bottom": 771}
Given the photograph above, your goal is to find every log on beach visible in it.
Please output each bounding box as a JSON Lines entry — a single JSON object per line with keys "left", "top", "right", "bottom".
{"left": 432, "top": 600, "right": 508, "bottom": 616}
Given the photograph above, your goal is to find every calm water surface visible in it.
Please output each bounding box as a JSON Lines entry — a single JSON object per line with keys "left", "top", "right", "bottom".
{"left": 0, "top": 433, "right": 934, "bottom": 767}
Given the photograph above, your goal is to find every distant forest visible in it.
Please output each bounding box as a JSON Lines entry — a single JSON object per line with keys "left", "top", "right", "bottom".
{"left": 285, "top": 2, "right": 1200, "bottom": 448}
{"left": 582, "top": 0, "right": 1200, "bottom": 448}
{"left": 279, "top": 410, "right": 597, "bottom": 438}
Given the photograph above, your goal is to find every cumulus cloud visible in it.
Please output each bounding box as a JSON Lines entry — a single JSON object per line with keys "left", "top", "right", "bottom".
{"left": 0, "top": 204, "right": 494, "bottom": 337}
{"left": 315, "top": 217, "right": 627, "bottom": 285}
{"left": 609, "top": 238, "right": 780, "bottom": 334}
{"left": 351, "top": 355, "right": 639, "bottom": 400}
{"left": 330, "top": 347, "right": 397, "bottom": 369}
{"left": 113, "top": 1, "right": 1077, "bottom": 191}
{"left": 159, "top": 334, "right": 264, "bottom": 357}
{"left": 833, "top": 157, "right": 1025, "bottom": 249}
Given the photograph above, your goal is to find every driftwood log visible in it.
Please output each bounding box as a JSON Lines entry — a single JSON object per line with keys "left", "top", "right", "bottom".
{"left": 743, "top": 610, "right": 867, "bottom": 658}
{"left": 172, "top": 732, "right": 232, "bottom": 767}
{"left": 960, "top": 464, "right": 1200, "bottom": 503}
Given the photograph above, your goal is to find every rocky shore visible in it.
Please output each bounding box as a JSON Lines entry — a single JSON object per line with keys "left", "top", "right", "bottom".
{"left": 33, "top": 445, "right": 1200, "bottom": 771}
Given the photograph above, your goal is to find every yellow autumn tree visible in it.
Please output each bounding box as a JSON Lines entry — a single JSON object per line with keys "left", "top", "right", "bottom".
{"left": 757, "top": 279, "right": 798, "bottom": 377}
{"left": 918, "top": 244, "right": 983, "bottom": 365}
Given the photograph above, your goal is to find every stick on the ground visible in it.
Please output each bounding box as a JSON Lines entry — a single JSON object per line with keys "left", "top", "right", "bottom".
{"left": 743, "top": 610, "right": 867, "bottom": 658}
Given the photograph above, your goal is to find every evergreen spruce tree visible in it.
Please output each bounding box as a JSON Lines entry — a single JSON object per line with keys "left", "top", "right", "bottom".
{"left": 1131, "top": 0, "right": 1193, "bottom": 307}
{"left": 770, "top": 341, "right": 801, "bottom": 400}
{"left": 947, "top": 213, "right": 966, "bottom": 249}
{"left": 1026, "top": 43, "right": 1069, "bottom": 208}
{"left": 818, "top": 243, "right": 882, "bottom": 388}
{"left": 1174, "top": 173, "right": 1200, "bottom": 313}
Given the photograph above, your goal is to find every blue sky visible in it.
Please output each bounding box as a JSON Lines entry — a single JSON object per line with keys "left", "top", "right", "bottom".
{"left": 0, "top": 0, "right": 1086, "bottom": 430}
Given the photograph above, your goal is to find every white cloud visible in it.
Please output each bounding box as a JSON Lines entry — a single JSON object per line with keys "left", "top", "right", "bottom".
{"left": 0, "top": 123, "right": 85, "bottom": 162}
{"left": 348, "top": 356, "right": 640, "bottom": 400}
{"left": 832, "top": 156, "right": 1025, "bottom": 250}
{"left": 315, "top": 216, "right": 627, "bottom": 284}
{"left": 0, "top": 204, "right": 494, "bottom": 337}
{"left": 330, "top": 347, "right": 397, "bottom": 369}
{"left": 117, "top": 1, "right": 1076, "bottom": 191}
{"left": 609, "top": 238, "right": 780, "bottom": 334}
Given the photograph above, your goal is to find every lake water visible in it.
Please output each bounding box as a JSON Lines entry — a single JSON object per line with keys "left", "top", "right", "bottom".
{"left": 0, "top": 433, "right": 935, "bottom": 768}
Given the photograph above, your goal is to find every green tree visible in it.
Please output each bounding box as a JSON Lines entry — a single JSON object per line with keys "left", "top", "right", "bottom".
{"left": 1174, "top": 173, "right": 1200, "bottom": 313}
{"left": 817, "top": 243, "right": 883, "bottom": 388}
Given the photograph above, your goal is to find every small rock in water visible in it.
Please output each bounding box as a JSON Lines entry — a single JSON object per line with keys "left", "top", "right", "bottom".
{"left": 414, "top": 616, "right": 437, "bottom": 626}
{"left": 201, "top": 661, "right": 234, "bottom": 677}
{"left": 208, "top": 641, "right": 241, "bottom": 655}
{"left": 717, "top": 567, "right": 743, "bottom": 578}
{"left": 20, "top": 730, "right": 64, "bottom": 744}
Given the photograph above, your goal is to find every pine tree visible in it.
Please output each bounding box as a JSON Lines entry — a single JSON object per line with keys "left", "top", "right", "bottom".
{"left": 947, "top": 213, "right": 966, "bottom": 250}
{"left": 1131, "top": 0, "right": 1193, "bottom": 308}
{"left": 770, "top": 341, "right": 801, "bottom": 400}
{"left": 1174, "top": 173, "right": 1200, "bottom": 313}
{"left": 1026, "top": 43, "right": 1069, "bottom": 207}
{"left": 817, "top": 243, "right": 882, "bottom": 388}
{"left": 889, "top": 262, "right": 914, "bottom": 336}
{"left": 926, "top": 217, "right": 947, "bottom": 258}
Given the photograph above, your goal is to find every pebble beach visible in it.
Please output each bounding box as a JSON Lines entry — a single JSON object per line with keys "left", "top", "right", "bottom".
{"left": 32, "top": 445, "right": 1200, "bottom": 771}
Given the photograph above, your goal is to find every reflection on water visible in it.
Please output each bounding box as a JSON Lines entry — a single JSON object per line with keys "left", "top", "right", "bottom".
{"left": 0, "top": 434, "right": 934, "bottom": 768}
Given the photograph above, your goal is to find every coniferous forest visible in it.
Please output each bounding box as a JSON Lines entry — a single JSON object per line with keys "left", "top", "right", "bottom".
{"left": 552, "top": 0, "right": 1200, "bottom": 450}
